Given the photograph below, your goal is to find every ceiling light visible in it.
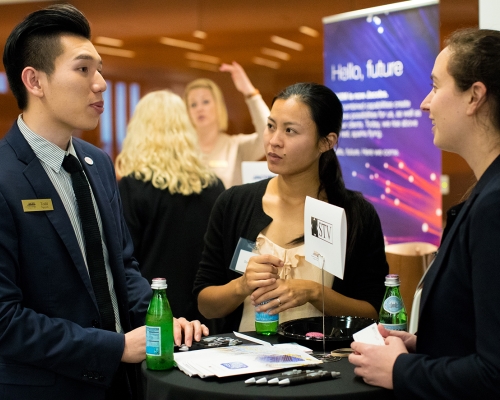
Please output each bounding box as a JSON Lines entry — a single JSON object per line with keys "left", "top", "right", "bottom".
{"left": 193, "top": 30, "right": 207, "bottom": 39}
{"left": 261, "top": 47, "right": 290, "bottom": 61}
{"left": 160, "top": 37, "right": 203, "bottom": 51}
{"left": 185, "top": 52, "right": 220, "bottom": 64}
{"left": 94, "top": 36, "right": 124, "bottom": 47}
{"left": 252, "top": 57, "right": 280, "bottom": 69}
{"left": 188, "top": 61, "right": 219, "bottom": 72}
{"left": 299, "top": 26, "right": 319, "bottom": 38}
{"left": 270, "top": 36, "right": 303, "bottom": 51}
{"left": 94, "top": 46, "right": 135, "bottom": 58}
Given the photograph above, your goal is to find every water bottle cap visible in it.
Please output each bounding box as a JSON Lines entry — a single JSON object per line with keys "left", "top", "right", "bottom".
{"left": 384, "top": 274, "right": 401, "bottom": 286}
{"left": 151, "top": 278, "right": 168, "bottom": 289}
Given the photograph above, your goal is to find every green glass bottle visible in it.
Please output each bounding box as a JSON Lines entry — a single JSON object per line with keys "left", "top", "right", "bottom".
{"left": 145, "top": 278, "right": 174, "bottom": 370}
{"left": 379, "top": 274, "right": 408, "bottom": 331}
{"left": 255, "top": 299, "right": 279, "bottom": 335}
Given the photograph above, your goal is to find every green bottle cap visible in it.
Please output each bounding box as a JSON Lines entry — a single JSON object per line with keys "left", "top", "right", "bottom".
{"left": 151, "top": 278, "right": 168, "bottom": 289}
{"left": 384, "top": 274, "right": 400, "bottom": 287}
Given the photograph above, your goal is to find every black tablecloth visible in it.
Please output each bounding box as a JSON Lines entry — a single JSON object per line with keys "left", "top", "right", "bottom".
{"left": 141, "top": 332, "right": 395, "bottom": 400}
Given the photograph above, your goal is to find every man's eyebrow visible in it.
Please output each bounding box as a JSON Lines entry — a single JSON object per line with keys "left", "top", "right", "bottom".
{"left": 74, "top": 54, "right": 102, "bottom": 65}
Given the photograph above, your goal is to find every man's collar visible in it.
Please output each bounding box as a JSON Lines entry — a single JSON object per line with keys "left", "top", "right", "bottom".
{"left": 17, "top": 114, "right": 76, "bottom": 172}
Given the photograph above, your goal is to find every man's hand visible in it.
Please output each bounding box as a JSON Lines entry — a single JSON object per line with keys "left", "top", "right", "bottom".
{"left": 174, "top": 317, "right": 209, "bottom": 347}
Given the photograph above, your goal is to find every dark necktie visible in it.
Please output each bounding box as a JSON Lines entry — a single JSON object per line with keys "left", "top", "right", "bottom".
{"left": 62, "top": 154, "right": 116, "bottom": 331}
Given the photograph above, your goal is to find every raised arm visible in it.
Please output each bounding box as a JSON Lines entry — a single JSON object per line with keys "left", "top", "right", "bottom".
{"left": 220, "top": 61, "right": 270, "bottom": 161}
{"left": 220, "top": 61, "right": 257, "bottom": 98}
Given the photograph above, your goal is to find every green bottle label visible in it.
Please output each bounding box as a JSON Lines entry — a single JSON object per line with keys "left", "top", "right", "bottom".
{"left": 383, "top": 295, "right": 403, "bottom": 314}
{"left": 146, "top": 326, "right": 161, "bottom": 356}
{"left": 255, "top": 300, "right": 279, "bottom": 323}
{"left": 381, "top": 323, "right": 407, "bottom": 331}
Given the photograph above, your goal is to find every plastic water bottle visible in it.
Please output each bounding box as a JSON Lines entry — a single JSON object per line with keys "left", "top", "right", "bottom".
{"left": 255, "top": 299, "right": 279, "bottom": 335}
{"left": 145, "top": 278, "right": 174, "bottom": 370}
{"left": 379, "top": 274, "right": 408, "bottom": 331}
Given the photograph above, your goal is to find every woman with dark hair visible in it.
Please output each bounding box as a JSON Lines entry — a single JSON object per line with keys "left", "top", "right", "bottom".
{"left": 349, "top": 28, "right": 500, "bottom": 399}
{"left": 194, "top": 82, "right": 388, "bottom": 333}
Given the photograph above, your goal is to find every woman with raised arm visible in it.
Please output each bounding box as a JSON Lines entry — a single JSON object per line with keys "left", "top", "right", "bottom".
{"left": 349, "top": 28, "right": 500, "bottom": 399}
{"left": 193, "top": 82, "right": 388, "bottom": 333}
{"left": 184, "top": 62, "right": 270, "bottom": 188}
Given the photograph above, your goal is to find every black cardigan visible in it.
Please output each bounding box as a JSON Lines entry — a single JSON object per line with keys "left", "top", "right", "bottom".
{"left": 194, "top": 178, "right": 388, "bottom": 333}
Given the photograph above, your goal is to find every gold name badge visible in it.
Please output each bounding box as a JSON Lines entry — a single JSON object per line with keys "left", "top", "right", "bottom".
{"left": 22, "top": 199, "right": 54, "bottom": 212}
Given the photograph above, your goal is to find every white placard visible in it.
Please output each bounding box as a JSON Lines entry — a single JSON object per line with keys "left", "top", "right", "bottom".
{"left": 352, "top": 323, "right": 385, "bottom": 346}
{"left": 304, "top": 196, "right": 346, "bottom": 278}
{"left": 241, "top": 161, "right": 276, "bottom": 184}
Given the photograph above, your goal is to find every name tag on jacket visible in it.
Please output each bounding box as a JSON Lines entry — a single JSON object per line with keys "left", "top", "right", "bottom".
{"left": 21, "top": 199, "right": 54, "bottom": 212}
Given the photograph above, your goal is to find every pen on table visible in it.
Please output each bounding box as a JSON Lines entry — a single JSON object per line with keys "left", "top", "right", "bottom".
{"left": 278, "top": 371, "right": 341, "bottom": 386}
{"left": 244, "top": 369, "right": 316, "bottom": 385}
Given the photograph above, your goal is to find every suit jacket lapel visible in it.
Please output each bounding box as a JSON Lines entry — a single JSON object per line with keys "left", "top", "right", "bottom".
{"left": 6, "top": 125, "right": 96, "bottom": 300}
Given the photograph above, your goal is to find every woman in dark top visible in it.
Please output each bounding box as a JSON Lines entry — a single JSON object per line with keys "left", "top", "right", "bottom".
{"left": 193, "top": 83, "right": 388, "bottom": 333}
{"left": 116, "top": 90, "right": 224, "bottom": 325}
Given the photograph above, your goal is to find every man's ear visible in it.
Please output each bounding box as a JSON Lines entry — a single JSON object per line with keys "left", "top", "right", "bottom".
{"left": 321, "top": 132, "right": 338, "bottom": 153}
{"left": 466, "top": 81, "right": 487, "bottom": 116}
{"left": 21, "top": 67, "right": 45, "bottom": 99}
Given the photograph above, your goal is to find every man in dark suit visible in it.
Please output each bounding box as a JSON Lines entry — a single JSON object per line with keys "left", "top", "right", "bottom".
{"left": 0, "top": 5, "right": 207, "bottom": 400}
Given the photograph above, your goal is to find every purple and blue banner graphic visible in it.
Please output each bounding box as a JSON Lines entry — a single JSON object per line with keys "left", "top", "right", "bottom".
{"left": 323, "top": 1, "right": 441, "bottom": 245}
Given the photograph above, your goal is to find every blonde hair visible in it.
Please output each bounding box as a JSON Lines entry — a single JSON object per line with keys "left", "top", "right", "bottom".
{"left": 184, "top": 78, "right": 229, "bottom": 132}
{"left": 115, "top": 90, "right": 218, "bottom": 195}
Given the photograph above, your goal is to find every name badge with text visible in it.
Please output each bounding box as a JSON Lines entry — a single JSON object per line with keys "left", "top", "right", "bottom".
{"left": 22, "top": 199, "right": 54, "bottom": 212}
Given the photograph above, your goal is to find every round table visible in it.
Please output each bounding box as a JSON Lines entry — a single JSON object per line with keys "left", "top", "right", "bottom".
{"left": 141, "top": 332, "right": 394, "bottom": 400}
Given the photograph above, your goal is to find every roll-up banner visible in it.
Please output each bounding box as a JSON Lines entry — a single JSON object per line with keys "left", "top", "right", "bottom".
{"left": 323, "top": 0, "right": 441, "bottom": 246}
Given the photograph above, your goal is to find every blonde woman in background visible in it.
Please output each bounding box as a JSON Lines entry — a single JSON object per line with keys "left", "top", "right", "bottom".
{"left": 116, "top": 90, "right": 224, "bottom": 330}
{"left": 184, "top": 62, "right": 270, "bottom": 188}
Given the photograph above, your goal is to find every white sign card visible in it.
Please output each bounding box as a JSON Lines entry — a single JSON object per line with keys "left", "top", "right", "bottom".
{"left": 352, "top": 323, "right": 385, "bottom": 346}
{"left": 241, "top": 161, "right": 276, "bottom": 184}
{"left": 304, "top": 196, "right": 347, "bottom": 278}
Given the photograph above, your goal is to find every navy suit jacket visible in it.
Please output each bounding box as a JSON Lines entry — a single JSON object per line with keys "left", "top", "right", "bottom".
{"left": 0, "top": 123, "right": 151, "bottom": 400}
{"left": 393, "top": 156, "right": 500, "bottom": 399}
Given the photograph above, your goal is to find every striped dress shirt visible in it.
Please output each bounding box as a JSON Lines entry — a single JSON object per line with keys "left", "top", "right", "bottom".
{"left": 17, "top": 115, "right": 123, "bottom": 333}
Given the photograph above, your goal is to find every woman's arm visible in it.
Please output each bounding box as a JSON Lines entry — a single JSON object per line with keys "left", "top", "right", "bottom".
{"left": 220, "top": 61, "right": 270, "bottom": 161}
{"left": 198, "top": 254, "right": 282, "bottom": 319}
